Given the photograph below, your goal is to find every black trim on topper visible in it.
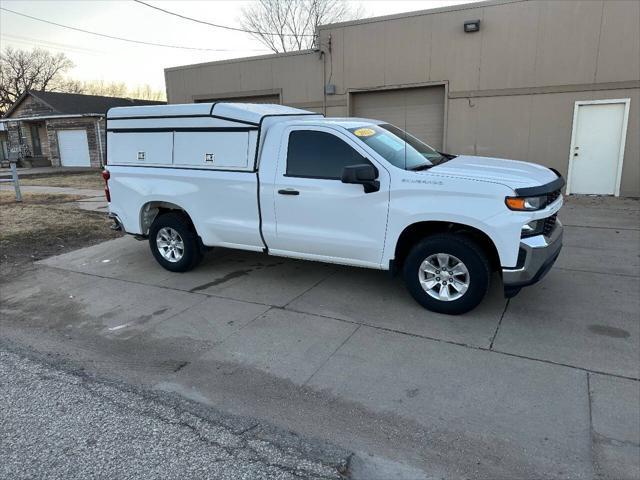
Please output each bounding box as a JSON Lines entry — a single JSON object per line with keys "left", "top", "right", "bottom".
{"left": 107, "top": 127, "right": 258, "bottom": 133}
{"left": 108, "top": 114, "right": 213, "bottom": 121}
{"left": 106, "top": 164, "right": 255, "bottom": 173}
{"left": 255, "top": 171, "right": 269, "bottom": 252}
{"left": 513, "top": 174, "right": 565, "bottom": 197}
{"left": 107, "top": 116, "right": 258, "bottom": 127}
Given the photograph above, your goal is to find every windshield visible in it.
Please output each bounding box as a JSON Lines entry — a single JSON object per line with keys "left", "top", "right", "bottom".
{"left": 347, "top": 124, "right": 451, "bottom": 171}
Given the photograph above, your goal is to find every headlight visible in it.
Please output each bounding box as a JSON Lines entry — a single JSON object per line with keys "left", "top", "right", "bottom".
{"left": 505, "top": 195, "right": 545, "bottom": 211}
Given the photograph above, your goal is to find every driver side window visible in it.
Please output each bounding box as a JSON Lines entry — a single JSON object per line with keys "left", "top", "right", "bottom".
{"left": 286, "top": 130, "right": 370, "bottom": 179}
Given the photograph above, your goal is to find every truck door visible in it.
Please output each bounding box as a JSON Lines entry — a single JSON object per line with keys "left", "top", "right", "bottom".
{"left": 270, "top": 126, "right": 390, "bottom": 267}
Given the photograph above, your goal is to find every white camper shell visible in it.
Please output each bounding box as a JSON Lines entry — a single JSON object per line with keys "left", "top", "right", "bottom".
{"left": 106, "top": 103, "right": 321, "bottom": 171}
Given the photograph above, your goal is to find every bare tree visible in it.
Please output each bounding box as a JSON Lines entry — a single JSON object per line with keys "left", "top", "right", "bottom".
{"left": 0, "top": 47, "right": 75, "bottom": 115}
{"left": 78, "top": 79, "right": 129, "bottom": 98}
{"left": 77, "top": 80, "right": 166, "bottom": 101}
{"left": 240, "top": 0, "right": 362, "bottom": 53}
{"left": 128, "top": 84, "right": 166, "bottom": 102}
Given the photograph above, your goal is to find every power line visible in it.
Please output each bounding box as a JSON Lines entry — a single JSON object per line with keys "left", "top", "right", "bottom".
{"left": 0, "top": 7, "right": 271, "bottom": 52}
{"left": 1, "top": 33, "right": 106, "bottom": 56}
{"left": 133, "top": 0, "right": 316, "bottom": 37}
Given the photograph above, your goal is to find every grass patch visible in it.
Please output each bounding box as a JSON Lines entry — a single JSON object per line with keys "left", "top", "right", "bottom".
{"left": 0, "top": 192, "right": 84, "bottom": 206}
{"left": 19, "top": 172, "right": 104, "bottom": 190}
{"left": 0, "top": 191, "right": 121, "bottom": 276}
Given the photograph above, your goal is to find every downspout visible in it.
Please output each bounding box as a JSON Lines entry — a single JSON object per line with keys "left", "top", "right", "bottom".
{"left": 321, "top": 49, "right": 327, "bottom": 116}
{"left": 95, "top": 117, "right": 104, "bottom": 167}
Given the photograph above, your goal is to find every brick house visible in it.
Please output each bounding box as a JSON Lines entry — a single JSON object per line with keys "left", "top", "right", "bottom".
{"left": 0, "top": 91, "right": 164, "bottom": 168}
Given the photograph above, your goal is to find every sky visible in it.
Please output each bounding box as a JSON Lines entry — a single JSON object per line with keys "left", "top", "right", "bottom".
{"left": 0, "top": 0, "right": 481, "bottom": 93}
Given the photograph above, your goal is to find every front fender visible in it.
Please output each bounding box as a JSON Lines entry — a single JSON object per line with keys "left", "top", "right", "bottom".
{"left": 383, "top": 178, "right": 521, "bottom": 267}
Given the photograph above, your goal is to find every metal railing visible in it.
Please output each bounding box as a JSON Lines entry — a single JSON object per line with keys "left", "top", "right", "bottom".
{"left": 0, "top": 161, "right": 22, "bottom": 201}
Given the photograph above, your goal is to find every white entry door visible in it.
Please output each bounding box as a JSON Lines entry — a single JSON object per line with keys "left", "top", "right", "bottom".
{"left": 58, "top": 130, "right": 91, "bottom": 166}
{"left": 568, "top": 99, "right": 630, "bottom": 196}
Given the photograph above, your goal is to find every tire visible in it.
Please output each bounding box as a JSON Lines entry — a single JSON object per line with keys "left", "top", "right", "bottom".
{"left": 403, "top": 234, "right": 490, "bottom": 315}
{"left": 149, "top": 212, "right": 203, "bottom": 272}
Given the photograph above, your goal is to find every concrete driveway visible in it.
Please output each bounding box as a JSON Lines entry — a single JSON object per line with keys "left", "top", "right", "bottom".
{"left": 1, "top": 196, "right": 638, "bottom": 479}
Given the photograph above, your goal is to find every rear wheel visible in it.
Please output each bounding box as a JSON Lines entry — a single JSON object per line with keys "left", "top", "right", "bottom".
{"left": 149, "top": 212, "right": 203, "bottom": 272}
{"left": 403, "top": 234, "right": 490, "bottom": 315}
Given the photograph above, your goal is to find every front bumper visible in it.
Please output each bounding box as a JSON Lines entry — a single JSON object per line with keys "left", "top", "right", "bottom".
{"left": 502, "top": 220, "right": 563, "bottom": 296}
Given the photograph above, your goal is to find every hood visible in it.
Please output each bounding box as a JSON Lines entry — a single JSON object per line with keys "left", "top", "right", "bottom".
{"left": 429, "top": 155, "right": 559, "bottom": 191}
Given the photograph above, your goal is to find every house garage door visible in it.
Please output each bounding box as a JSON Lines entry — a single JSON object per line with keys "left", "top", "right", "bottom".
{"left": 351, "top": 86, "right": 445, "bottom": 150}
{"left": 58, "top": 130, "right": 90, "bottom": 166}
{"left": 197, "top": 94, "right": 280, "bottom": 104}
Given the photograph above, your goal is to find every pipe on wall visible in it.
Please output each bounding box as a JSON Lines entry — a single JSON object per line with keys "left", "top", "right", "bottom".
{"left": 95, "top": 118, "right": 104, "bottom": 167}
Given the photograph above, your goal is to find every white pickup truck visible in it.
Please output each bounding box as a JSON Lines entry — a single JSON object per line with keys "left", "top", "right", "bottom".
{"left": 104, "top": 103, "right": 563, "bottom": 315}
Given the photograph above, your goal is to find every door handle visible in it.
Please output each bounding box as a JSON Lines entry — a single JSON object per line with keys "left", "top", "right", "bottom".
{"left": 278, "top": 188, "right": 300, "bottom": 196}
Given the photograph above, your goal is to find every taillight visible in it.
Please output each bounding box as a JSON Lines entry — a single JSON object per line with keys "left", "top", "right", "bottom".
{"left": 102, "top": 170, "right": 111, "bottom": 202}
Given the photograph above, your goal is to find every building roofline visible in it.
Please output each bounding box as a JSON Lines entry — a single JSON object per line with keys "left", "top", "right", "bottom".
{"left": 3, "top": 90, "right": 164, "bottom": 119}
{"left": 2, "top": 91, "right": 33, "bottom": 118}
{"left": 164, "top": 49, "right": 317, "bottom": 73}
{"left": 0, "top": 113, "right": 103, "bottom": 123}
{"left": 28, "top": 90, "right": 164, "bottom": 106}
{"left": 317, "top": 0, "right": 522, "bottom": 31}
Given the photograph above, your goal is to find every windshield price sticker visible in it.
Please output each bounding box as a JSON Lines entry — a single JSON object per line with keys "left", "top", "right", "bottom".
{"left": 353, "top": 127, "right": 376, "bottom": 137}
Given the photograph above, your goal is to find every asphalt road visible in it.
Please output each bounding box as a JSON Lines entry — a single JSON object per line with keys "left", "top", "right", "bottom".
{"left": 0, "top": 347, "right": 348, "bottom": 480}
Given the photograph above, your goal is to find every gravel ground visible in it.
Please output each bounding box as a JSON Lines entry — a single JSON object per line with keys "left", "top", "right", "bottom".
{"left": 0, "top": 348, "right": 348, "bottom": 480}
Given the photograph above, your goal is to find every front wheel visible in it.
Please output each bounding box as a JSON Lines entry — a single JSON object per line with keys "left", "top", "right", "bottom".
{"left": 403, "top": 234, "right": 490, "bottom": 315}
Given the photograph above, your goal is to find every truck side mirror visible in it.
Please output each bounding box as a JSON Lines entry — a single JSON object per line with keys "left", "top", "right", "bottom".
{"left": 341, "top": 164, "right": 380, "bottom": 193}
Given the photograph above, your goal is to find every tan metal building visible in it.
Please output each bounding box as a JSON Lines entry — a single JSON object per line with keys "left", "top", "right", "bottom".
{"left": 165, "top": 0, "right": 640, "bottom": 196}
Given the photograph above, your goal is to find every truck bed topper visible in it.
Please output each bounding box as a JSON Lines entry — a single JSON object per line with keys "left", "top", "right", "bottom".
{"left": 105, "top": 103, "right": 322, "bottom": 171}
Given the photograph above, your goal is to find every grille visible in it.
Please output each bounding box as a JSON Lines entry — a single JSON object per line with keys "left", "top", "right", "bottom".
{"left": 547, "top": 189, "right": 561, "bottom": 205}
{"left": 543, "top": 213, "right": 558, "bottom": 236}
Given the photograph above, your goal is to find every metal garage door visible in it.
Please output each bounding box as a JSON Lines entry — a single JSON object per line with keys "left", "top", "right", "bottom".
{"left": 197, "top": 94, "right": 280, "bottom": 104}
{"left": 351, "top": 86, "right": 445, "bottom": 150}
{"left": 57, "top": 130, "right": 91, "bottom": 166}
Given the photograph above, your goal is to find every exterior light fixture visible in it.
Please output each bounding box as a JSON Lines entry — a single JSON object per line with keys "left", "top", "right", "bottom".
{"left": 464, "top": 20, "right": 481, "bottom": 33}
